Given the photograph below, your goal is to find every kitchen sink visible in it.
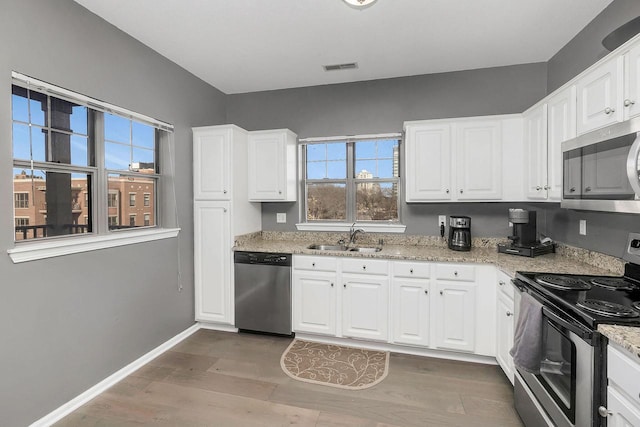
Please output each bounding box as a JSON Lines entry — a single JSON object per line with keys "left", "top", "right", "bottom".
{"left": 307, "top": 244, "right": 348, "bottom": 251}
{"left": 348, "top": 247, "right": 382, "bottom": 253}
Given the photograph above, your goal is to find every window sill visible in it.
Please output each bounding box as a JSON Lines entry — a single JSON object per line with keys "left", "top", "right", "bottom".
{"left": 295, "top": 222, "right": 406, "bottom": 234}
{"left": 7, "top": 228, "right": 180, "bottom": 263}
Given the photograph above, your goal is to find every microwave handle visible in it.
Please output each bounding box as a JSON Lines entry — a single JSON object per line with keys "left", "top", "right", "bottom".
{"left": 627, "top": 134, "right": 640, "bottom": 198}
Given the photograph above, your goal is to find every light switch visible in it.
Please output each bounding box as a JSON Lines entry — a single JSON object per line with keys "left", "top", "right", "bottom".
{"left": 276, "top": 213, "right": 287, "bottom": 224}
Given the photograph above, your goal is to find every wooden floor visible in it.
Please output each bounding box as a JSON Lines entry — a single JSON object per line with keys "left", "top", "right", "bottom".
{"left": 55, "top": 329, "right": 524, "bottom": 427}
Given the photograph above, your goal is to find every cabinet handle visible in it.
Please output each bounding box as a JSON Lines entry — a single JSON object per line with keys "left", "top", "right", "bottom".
{"left": 536, "top": 186, "right": 542, "bottom": 191}
{"left": 410, "top": 268, "right": 414, "bottom": 274}
{"left": 569, "top": 187, "right": 576, "bottom": 193}
{"left": 440, "top": 290, "right": 443, "bottom": 295}
{"left": 544, "top": 185, "right": 550, "bottom": 190}
{"left": 344, "top": 284, "right": 347, "bottom": 288}
{"left": 604, "top": 107, "right": 615, "bottom": 115}
{"left": 362, "top": 265, "right": 366, "bottom": 270}
{"left": 506, "top": 311, "right": 513, "bottom": 317}
{"left": 446, "top": 189, "right": 450, "bottom": 194}
{"left": 312, "top": 262, "right": 315, "bottom": 267}
{"left": 624, "top": 99, "right": 636, "bottom": 107}
{"left": 424, "top": 290, "right": 428, "bottom": 295}
{"left": 331, "top": 283, "right": 334, "bottom": 287}
{"left": 278, "top": 191, "right": 282, "bottom": 195}
{"left": 499, "top": 281, "right": 505, "bottom": 286}
{"left": 454, "top": 271, "right": 458, "bottom": 276}
{"left": 585, "top": 186, "right": 592, "bottom": 192}
{"left": 223, "top": 190, "right": 227, "bottom": 194}
{"left": 459, "top": 189, "right": 463, "bottom": 194}
{"left": 598, "top": 406, "right": 612, "bottom": 417}
{"left": 223, "top": 208, "right": 227, "bottom": 213}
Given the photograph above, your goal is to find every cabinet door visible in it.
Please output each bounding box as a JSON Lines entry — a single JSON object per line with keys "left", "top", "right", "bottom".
{"left": 248, "top": 130, "right": 297, "bottom": 202}
{"left": 625, "top": 45, "right": 640, "bottom": 120}
{"left": 433, "top": 282, "right": 476, "bottom": 352}
{"left": 496, "top": 292, "right": 515, "bottom": 384}
{"left": 523, "top": 104, "right": 548, "bottom": 200}
{"left": 342, "top": 274, "right": 389, "bottom": 341}
{"left": 404, "top": 123, "right": 452, "bottom": 201}
{"left": 292, "top": 270, "right": 337, "bottom": 335}
{"left": 392, "top": 278, "right": 430, "bottom": 347}
{"left": 193, "top": 129, "right": 231, "bottom": 200}
{"left": 455, "top": 121, "right": 502, "bottom": 200}
{"left": 576, "top": 56, "right": 623, "bottom": 135}
{"left": 547, "top": 87, "right": 577, "bottom": 201}
{"left": 607, "top": 387, "right": 640, "bottom": 427}
{"left": 194, "top": 201, "right": 232, "bottom": 323}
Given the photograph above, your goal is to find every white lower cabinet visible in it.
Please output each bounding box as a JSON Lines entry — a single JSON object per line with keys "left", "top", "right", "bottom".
{"left": 605, "top": 345, "right": 640, "bottom": 427}
{"left": 496, "top": 291, "right": 515, "bottom": 384}
{"left": 433, "top": 281, "right": 476, "bottom": 353}
{"left": 392, "top": 274, "right": 430, "bottom": 347}
{"left": 292, "top": 256, "right": 337, "bottom": 336}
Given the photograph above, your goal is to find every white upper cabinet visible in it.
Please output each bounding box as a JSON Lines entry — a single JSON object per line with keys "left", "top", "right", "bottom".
{"left": 624, "top": 43, "right": 640, "bottom": 120}
{"left": 405, "top": 116, "right": 515, "bottom": 202}
{"left": 547, "top": 86, "right": 577, "bottom": 200}
{"left": 193, "top": 125, "right": 245, "bottom": 200}
{"left": 404, "top": 123, "right": 452, "bottom": 201}
{"left": 248, "top": 129, "right": 297, "bottom": 202}
{"left": 576, "top": 55, "right": 624, "bottom": 135}
{"left": 523, "top": 103, "right": 548, "bottom": 200}
{"left": 455, "top": 120, "right": 502, "bottom": 200}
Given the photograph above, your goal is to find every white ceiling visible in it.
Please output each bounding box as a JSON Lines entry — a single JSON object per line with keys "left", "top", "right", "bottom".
{"left": 74, "top": 0, "right": 613, "bottom": 94}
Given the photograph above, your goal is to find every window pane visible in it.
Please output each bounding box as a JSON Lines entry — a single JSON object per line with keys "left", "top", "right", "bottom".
{"left": 13, "top": 168, "right": 92, "bottom": 241}
{"left": 306, "top": 183, "right": 346, "bottom": 221}
{"left": 69, "top": 104, "right": 88, "bottom": 135}
{"left": 132, "top": 122, "right": 155, "bottom": 149}
{"left": 105, "top": 113, "right": 130, "bottom": 143}
{"left": 50, "top": 98, "right": 86, "bottom": 135}
{"left": 11, "top": 86, "right": 46, "bottom": 126}
{"left": 12, "top": 123, "right": 30, "bottom": 160}
{"left": 327, "top": 143, "right": 346, "bottom": 161}
{"left": 70, "top": 135, "right": 90, "bottom": 167}
{"left": 306, "top": 142, "right": 347, "bottom": 179}
{"left": 31, "top": 127, "right": 46, "bottom": 162}
{"left": 132, "top": 147, "right": 155, "bottom": 172}
{"left": 107, "top": 174, "right": 156, "bottom": 229}
{"left": 105, "top": 141, "right": 131, "bottom": 170}
{"left": 307, "top": 144, "right": 326, "bottom": 162}
{"left": 355, "top": 139, "right": 399, "bottom": 179}
{"left": 356, "top": 182, "right": 398, "bottom": 221}
{"left": 49, "top": 131, "right": 91, "bottom": 167}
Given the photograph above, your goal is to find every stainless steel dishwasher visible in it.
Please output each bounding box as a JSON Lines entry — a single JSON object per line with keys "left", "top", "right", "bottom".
{"left": 234, "top": 251, "right": 292, "bottom": 336}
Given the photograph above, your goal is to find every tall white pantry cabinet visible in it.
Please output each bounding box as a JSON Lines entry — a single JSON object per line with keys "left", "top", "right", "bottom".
{"left": 193, "top": 125, "right": 261, "bottom": 325}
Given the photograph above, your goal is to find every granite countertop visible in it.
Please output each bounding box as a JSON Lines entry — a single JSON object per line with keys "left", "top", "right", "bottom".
{"left": 598, "top": 325, "right": 640, "bottom": 360}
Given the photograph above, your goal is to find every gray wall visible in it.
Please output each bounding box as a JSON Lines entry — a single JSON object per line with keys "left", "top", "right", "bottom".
{"left": 0, "top": 1, "right": 226, "bottom": 425}
{"left": 228, "top": 63, "right": 549, "bottom": 239}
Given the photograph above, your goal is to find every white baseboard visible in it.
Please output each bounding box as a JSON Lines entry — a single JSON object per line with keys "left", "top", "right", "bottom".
{"left": 30, "top": 323, "right": 202, "bottom": 427}
{"left": 197, "top": 321, "right": 239, "bottom": 333}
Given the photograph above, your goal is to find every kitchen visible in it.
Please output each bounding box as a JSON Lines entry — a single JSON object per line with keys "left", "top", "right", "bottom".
{"left": 3, "top": 0, "right": 640, "bottom": 426}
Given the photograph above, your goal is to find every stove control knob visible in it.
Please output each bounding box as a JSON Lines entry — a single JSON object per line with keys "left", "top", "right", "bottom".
{"left": 598, "top": 406, "right": 612, "bottom": 418}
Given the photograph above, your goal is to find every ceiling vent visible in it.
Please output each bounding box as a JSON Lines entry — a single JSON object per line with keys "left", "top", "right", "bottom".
{"left": 323, "top": 62, "right": 358, "bottom": 72}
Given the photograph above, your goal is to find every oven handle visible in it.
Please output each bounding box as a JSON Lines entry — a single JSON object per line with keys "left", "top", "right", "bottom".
{"left": 541, "top": 306, "right": 594, "bottom": 343}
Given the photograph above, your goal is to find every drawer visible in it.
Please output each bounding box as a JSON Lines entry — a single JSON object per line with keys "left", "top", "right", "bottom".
{"left": 393, "top": 261, "right": 430, "bottom": 278}
{"left": 293, "top": 255, "right": 338, "bottom": 272}
{"left": 435, "top": 264, "right": 475, "bottom": 282}
{"left": 608, "top": 345, "right": 640, "bottom": 406}
{"left": 497, "top": 271, "right": 514, "bottom": 299}
{"left": 342, "top": 258, "right": 388, "bottom": 275}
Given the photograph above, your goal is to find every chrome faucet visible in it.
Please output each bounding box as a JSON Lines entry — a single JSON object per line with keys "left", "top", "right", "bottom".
{"left": 348, "top": 222, "right": 365, "bottom": 245}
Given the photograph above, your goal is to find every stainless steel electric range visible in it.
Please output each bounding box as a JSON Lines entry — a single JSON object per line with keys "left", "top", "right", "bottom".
{"left": 512, "top": 232, "right": 640, "bottom": 427}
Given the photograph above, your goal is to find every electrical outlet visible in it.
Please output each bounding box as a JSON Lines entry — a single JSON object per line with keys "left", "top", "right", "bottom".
{"left": 276, "top": 213, "right": 286, "bottom": 224}
{"left": 579, "top": 219, "right": 587, "bottom": 235}
{"left": 438, "top": 215, "right": 446, "bottom": 226}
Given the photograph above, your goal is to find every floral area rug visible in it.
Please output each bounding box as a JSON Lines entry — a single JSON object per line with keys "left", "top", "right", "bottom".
{"left": 280, "top": 339, "right": 389, "bottom": 390}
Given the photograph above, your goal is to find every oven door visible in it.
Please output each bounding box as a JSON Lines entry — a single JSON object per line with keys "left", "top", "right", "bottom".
{"left": 517, "top": 307, "right": 598, "bottom": 427}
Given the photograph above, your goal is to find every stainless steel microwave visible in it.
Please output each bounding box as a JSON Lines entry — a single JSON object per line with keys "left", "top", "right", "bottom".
{"left": 561, "top": 116, "right": 640, "bottom": 213}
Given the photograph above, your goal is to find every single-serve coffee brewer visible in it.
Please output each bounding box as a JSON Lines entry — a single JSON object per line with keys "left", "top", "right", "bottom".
{"left": 448, "top": 216, "right": 471, "bottom": 251}
{"left": 497, "top": 208, "right": 555, "bottom": 257}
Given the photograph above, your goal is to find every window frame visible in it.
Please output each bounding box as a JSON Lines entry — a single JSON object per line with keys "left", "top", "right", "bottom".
{"left": 8, "top": 72, "right": 179, "bottom": 263}
{"left": 298, "top": 133, "right": 405, "bottom": 233}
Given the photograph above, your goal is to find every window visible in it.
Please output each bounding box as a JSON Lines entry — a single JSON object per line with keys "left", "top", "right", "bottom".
{"left": 144, "top": 214, "right": 150, "bottom": 226}
{"left": 14, "top": 192, "right": 29, "bottom": 209}
{"left": 129, "top": 214, "right": 136, "bottom": 227}
{"left": 11, "top": 74, "right": 171, "bottom": 243}
{"left": 302, "top": 136, "right": 400, "bottom": 223}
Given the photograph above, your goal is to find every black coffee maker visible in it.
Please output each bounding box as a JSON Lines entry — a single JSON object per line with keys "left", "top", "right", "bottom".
{"left": 497, "top": 208, "right": 555, "bottom": 257}
{"left": 448, "top": 216, "right": 471, "bottom": 251}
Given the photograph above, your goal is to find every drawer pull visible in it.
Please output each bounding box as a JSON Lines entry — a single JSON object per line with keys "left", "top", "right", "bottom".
{"left": 499, "top": 281, "right": 505, "bottom": 286}
{"left": 362, "top": 265, "right": 366, "bottom": 270}
{"left": 331, "top": 283, "right": 334, "bottom": 287}
{"left": 506, "top": 311, "right": 513, "bottom": 317}
{"left": 440, "top": 290, "right": 443, "bottom": 295}
{"left": 312, "top": 262, "right": 315, "bottom": 267}
{"left": 410, "top": 268, "right": 414, "bottom": 274}
{"left": 598, "top": 406, "right": 612, "bottom": 417}
{"left": 454, "top": 271, "right": 458, "bottom": 276}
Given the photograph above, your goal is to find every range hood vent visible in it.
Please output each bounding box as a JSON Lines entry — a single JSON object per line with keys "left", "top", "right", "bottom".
{"left": 602, "top": 16, "right": 640, "bottom": 51}
{"left": 323, "top": 62, "right": 358, "bottom": 72}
